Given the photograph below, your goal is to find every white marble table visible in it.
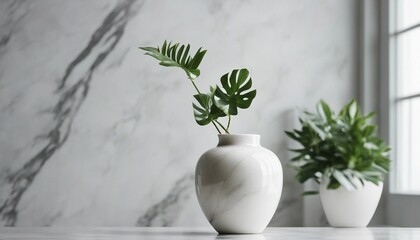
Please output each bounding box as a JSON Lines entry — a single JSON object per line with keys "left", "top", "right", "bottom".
{"left": 0, "top": 227, "right": 419, "bottom": 239}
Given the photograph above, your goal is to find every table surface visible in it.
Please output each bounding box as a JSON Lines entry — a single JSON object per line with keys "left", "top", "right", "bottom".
{"left": 0, "top": 227, "right": 419, "bottom": 240}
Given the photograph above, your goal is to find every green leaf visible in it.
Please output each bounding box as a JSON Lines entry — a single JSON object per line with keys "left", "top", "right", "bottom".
{"left": 332, "top": 167, "right": 356, "bottom": 191}
{"left": 296, "top": 163, "right": 324, "bottom": 183}
{"left": 213, "top": 69, "right": 256, "bottom": 115}
{"left": 306, "top": 119, "right": 326, "bottom": 140}
{"left": 189, "top": 48, "right": 207, "bottom": 69}
{"left": 181, "top": 44, "right": 190, "bottom": 65}
{"left": 363, "top": 125, "right": 376, "bottom": 137}
{"left": 348, "top": 99, "right": 358, "bottom": 118}
{"left": 139, "top": 41, "right": 207, "bottom": 80}
{"left": 285, "top": 131, "right": 300, "bottom": 141}
{"left": 193, "top": 93, "right": 226, "bottom": 126}
{"left": 317, "top": 100, "right": 332, "bottom": 123}
{"left": 363, "top": 112, "right": 375, "bottom": 121}
{"left": 327, "top": 177, "right": 341, "bottom": 189}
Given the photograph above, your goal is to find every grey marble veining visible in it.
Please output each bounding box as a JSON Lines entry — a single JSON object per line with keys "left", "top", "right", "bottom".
{"left": 0, "top": 0, "right": 358, "bottom": 227}
{"left": 0, "top": 0, "right": 137, "bottom": 227}
{"left": 136, "top": 174, "right": 195, "bottom": 227}
{"left": 0, "top": 228, "right": 419, "bottom": 240}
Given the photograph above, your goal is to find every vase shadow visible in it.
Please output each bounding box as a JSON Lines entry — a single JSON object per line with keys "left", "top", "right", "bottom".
{"left": 215, "top": 233, "right": 266, "bottom": 240}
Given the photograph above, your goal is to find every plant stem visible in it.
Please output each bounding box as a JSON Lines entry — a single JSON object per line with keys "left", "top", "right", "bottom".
{"left": 189, "top": 77, "right": 202, "bottom": 94}
{"left": 212, "top": 121, "right": 222, "bottom": 134}
{"left": 227, "top": 115, "right": 231, "bottom": 131}
{"left": 188, "top": 76, "right": 223, "bottom": 134}
{"left": 215, "top": 120, "right": 230, "bottom": 134}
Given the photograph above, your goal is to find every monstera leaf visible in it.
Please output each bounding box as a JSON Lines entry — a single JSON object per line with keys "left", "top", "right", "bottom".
{"left": 140, "top": 41, "right": 206, "bottom": 79}
{"left": 213, "top": 69, "right": 257, "bottom": 115}
{"left": 193, "top": 92, "right": 226, "bottom": 126}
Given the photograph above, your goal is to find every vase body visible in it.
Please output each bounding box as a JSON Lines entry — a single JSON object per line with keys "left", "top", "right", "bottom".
{"left": 320, "top": 177, "right": 383, "bottom": 227}
{"left": 195, "top": 134, "right": 283, "bottom": 234}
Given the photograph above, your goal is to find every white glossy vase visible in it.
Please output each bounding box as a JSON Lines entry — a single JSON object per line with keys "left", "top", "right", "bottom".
{"left": 195, "top": 134, "right": 283, "bottom": 234}
{"left": 320, "top": 178, "right": 383, "bottom": 227}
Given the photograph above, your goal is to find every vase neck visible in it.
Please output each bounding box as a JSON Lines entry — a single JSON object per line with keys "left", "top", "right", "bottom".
{"left": 217, "top": 134, "right": 261, "bottom": 146}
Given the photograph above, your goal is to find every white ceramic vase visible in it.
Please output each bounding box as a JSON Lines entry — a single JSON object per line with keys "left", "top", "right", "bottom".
{"left": 195, "top": 134, "right": 283, "bottom": 234}
{"left": 320, "top": 177, "right": 383, "bottom": 227}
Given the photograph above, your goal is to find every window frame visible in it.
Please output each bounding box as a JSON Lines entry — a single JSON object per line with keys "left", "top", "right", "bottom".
{"left": 387, "top": 0, "right": 420, "bottom": 195}
{"left": 381, "top": 0, "right": 420, "bottom": 227}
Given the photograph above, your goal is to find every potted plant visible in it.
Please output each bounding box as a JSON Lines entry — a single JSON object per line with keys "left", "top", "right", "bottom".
{"left": 140, "top": 41, "right": 283, "bottom": 234}
{"left": 285, "top": 99, "right": 390, "bottom": 227}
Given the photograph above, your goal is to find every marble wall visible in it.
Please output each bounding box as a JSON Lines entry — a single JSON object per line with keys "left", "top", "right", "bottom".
{"left": 0, "top": 0, "right": 357, "bottom": 226}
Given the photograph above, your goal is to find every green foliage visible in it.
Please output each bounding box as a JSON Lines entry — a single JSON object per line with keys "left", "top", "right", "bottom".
{"left": 140, "top": 41, "right": 256, "bottom": 133}
{"left": 214, "top": 69, "right": 257, "bottom": 115}
{"left": 285, "top": 99, "right": 391, "bottom": 192}
{"left": 139, "top": 41, "right": 206, "bottom": 80}
{"left": 192, "top": 92, "right": 226, "bottom": 126}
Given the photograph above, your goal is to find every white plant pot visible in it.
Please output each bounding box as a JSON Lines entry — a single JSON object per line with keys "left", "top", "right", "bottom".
{"left": 195, "top": 134, "right": 283, "bottom": 234}
{"left": 320, "top": 177, "right": 383, "bottom": 227}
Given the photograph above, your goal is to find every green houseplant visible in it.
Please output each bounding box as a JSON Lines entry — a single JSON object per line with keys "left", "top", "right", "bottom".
{"left": 285, "top": 99, "right": 391, "bottom": 227}
{"left": 140, "top": 41, "right": 256, "bottom": 134}
{"left": 286, "top": 99, "right": 390, "bottom": 192}
{"left": 139, "top": 41, "right": 283, "bottom": 234}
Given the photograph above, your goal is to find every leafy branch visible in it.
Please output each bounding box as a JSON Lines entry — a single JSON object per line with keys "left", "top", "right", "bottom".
{"left": 285, "top": 99, "right": 391, "bottom": 194}
{"left": 140, "top": 41, "right": 256, "bottom": 134}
